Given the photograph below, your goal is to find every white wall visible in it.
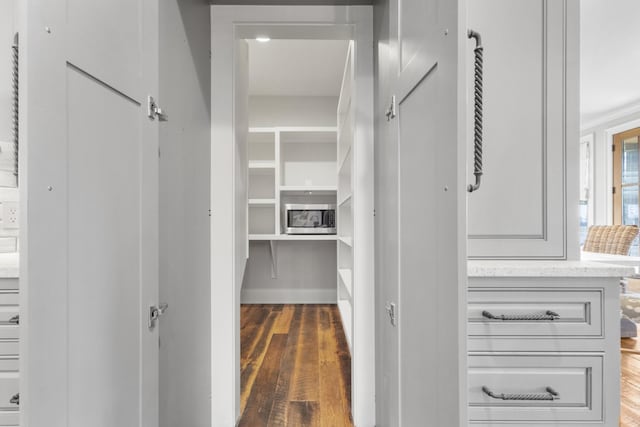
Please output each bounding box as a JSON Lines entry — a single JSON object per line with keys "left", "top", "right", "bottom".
{"left": 581, "top": 104, "right": 640, "bottom": 226}
{"left": 159, "top": 0, "right": 211, "bottom": 426}
{"left": 249, "top": 95, "right": 338, "bottom": 127}
{"left": 242, "top": 95, "right": 338, "bottom": 303}
{"left": 242, "top": 240, "right": 337, "bottom": 302}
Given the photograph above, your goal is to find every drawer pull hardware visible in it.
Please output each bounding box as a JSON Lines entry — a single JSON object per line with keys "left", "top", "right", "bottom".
{"left": 482, "top": 386, "right": 559, "bottom": 401}
{"left": 8, "top": 315, "right": 18, "bottom": 325}
{"left": 467, "top": 29, "right": 484, "bottom": 193}
{"left": 482, "top": 310, "right": 560, "bottom": 321}
{"left": 9, "top": 393, "right": 18, "bottom": 405}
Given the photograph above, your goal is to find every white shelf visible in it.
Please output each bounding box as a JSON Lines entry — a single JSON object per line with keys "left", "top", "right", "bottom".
{"left": 248, "top": 199, "right": 276, "bottom": 206}
{"left": 249, "top": 234, "right": 338, "bottom": 241}
{"left": 280, "top": 186, "right": 337, "bottom": 196}
{"left": 249, "top": 160, "right": 276, "bottom": 169}
{"left": 339, "top": 193, "right": 352, "bottom": 206}
{"left": 338, "top": 268, "right": 353, "bottom": 298}
{"left": 338, "top": 236, "right": 353, "bottom": 247}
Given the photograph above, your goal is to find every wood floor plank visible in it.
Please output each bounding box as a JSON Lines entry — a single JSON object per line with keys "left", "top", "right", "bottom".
{"left": 286, "top": 401, "right": 320, "bottom": 427}
{"left": 273, "top": 305, "right": 295, "bottom": 334}
{"left": 290, "top": 305, "right": 320, "bottom": 402}
{"left": 267, "top": 305, "right": 303, "bottom": 426}
{"left": 239, "top": 333, "right": 288, "bottom": 427}
{"left": 241, "top": 305, "right": 270, "bottom": 367}
{"left": 241, "top": 310, "right": 279, "bottom": 414}
{"left": 621, "top": 338, "right": 640, "bottom": 426}
{"left": 240, "top": 304, "right": 352, "bottom": 427}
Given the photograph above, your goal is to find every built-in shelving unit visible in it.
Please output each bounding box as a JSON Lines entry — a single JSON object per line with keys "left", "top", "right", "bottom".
{"left": 337, "top": 42, "right": 354, "bottom": 350}
{"left": 247, "top": 126, "right": 338, "bottom": 242}
{"left": 247, "top": 126, "right": 339, "bottom": 281}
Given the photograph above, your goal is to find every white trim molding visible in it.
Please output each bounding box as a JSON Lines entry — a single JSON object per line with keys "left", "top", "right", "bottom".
{"left": 241, "top": 288, "right": 337, "bottom": 304}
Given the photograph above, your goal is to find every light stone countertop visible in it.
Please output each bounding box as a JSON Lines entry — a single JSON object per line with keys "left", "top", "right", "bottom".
{"left": 468, "top": 259, "right": 634, "bottom": 278}
{"left": 0, "top": 253, "right": 18, "bottom": 278}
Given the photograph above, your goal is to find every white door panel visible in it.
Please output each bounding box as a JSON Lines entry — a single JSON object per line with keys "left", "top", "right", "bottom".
{"left": 66, "top": 66, "right": 142, "bottom": 426}
{"left": 398, "top": 69, "right": 439, "bottom": 425}
{"left": 24, "top": 0, "right": 159, "bottom": 425}
{"left": 467, "top": 0, "right": 577, "bottom": 258}
{"left": 66, "top": 0, "right": 143, "bottom": 98}
{"left": 375, "top": 0, "right": 466, "bottom": 425}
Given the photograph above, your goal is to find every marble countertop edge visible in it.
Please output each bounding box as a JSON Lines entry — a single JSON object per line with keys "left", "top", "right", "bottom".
{"left": 468, "top": 260, "right": 635, "bottom": 278}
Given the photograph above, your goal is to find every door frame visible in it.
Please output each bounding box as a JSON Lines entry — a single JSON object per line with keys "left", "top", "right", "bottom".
{"left": 605, "top": 118, "right": 640, "bottom": 225}
{"left": 210, "top": 5, "right": 375, "bottom": 425}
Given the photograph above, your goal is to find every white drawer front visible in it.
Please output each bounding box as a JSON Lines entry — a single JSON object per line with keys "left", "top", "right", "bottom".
{"left": 0, "top": 342, "right": 17, "bottom": 358}
{"left": 468, "top": 355, "right": 602, "bottom": 422}
{"left": 0, "top": 371, "right": 19, "bottom": 422}
{"left": 0, "top": 279, "right": 17, "bottom": 291}
{"left": 468, "top": 289, "right": 602, "bottom": 337}
{"left": 0, "top": 292, "right": 18, "bottom": 342}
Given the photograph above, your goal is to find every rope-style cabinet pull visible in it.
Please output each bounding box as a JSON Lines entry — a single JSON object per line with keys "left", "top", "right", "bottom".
{"left": 482, "top": 310, "right": 560, "bottom": 321}
{"left": 482, "top": 386, "right": 559, "bottom": 401}
{"left": 467, "top": 29, "right": 484, "bottom": 193}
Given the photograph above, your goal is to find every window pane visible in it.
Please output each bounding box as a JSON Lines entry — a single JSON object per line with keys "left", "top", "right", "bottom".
{"left": 622, "top": 185, "right": 639, "bottom": 226}
{"left": 622, "top": 185, "right": 639, "bottom": 256}
{"left": 622, "top": 136, "right": 639, "bottom": 184}
{"left": 579, "top": 200, "right": 588, "bottom": 246}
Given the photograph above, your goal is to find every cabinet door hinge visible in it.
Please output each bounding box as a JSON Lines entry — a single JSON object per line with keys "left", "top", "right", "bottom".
{"left": 613, "top": 186, "right": 617, "bottom": 194}
{"left": 385, "top": 302, "right": 397, "bottom": 326}
{"left": 385, "top": 95, "right": 397, "bottom": 121}
{"left": 612, "top": 144, "right": 616, "bottom": 152}
{"left": 148, "top": 96, "right": 168, "bottom": 122}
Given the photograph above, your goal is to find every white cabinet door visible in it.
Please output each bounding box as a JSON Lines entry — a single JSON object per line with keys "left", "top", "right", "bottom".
{"left": 467, "top": 0, "right": 579, "bottom": 259}
{"left": 23, "top": 0, "right": 160, "bottom": 426}
{"left": 375, "top": 0, "right": 467, "bottom": 425}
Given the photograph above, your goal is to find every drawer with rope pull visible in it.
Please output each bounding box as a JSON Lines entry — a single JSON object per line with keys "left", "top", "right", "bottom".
{"left": 468, "top": 288, "right": 602, "bottom": 338}
{"left": 468, "top": 354, "right": 603, "bottom": 423}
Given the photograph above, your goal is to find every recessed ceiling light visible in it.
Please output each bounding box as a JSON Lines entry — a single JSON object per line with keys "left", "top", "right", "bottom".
{"left": 256, "top": 36, "right": 271, "bottom": 43}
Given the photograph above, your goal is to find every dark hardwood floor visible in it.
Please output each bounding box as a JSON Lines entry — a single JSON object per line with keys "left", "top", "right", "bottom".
{"left": 621, "top": 338, "right": 640, "bottom": 426}
{"left": 239, "top": 304, "right": 353, "bottom": 427}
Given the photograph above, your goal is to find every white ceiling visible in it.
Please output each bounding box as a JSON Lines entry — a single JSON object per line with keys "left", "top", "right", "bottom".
{"left": 581, "top": 0, "right": 640, "bottom": 123}
{"left": 247, "top": 39, "right": 349, "bottom": 97}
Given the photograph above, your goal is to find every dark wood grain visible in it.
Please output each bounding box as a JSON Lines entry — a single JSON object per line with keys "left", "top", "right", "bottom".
{"left": 286, "top": 401, "right": 320, "bottom": 427}
{"left": 239, "top": 333, "right": 288, "bottom": 427}
{"left": 240, "top": 304, "right": 353, "bottom": 427}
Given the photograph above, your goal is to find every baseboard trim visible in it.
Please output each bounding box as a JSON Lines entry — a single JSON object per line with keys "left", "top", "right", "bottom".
{"left": 241, "top": 288, "right": 337, "bottom": 304}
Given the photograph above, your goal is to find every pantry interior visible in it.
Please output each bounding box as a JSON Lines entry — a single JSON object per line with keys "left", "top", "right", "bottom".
{"left": 244, "top": 39, "right": 355, "bottom": 361}
{"left": 231, "top": 15, "right": 375, "bottom": 421}
{"left": 244, "top": 39, "right": 351, "bottom": 319}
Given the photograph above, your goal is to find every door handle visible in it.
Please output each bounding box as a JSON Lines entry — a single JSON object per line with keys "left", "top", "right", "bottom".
{"left": 9, "top": 393, "right": 18, "bottom": 406}
{"left": 467, "top": 29, "right": 484, "bottom": 193}
{"left": 148, "top": 303, "right": 168, "bottom": 329}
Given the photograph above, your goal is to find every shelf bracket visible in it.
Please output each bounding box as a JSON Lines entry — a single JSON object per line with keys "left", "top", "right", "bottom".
{"left": 268, "top": 240, "right": 278, "bottom": 279}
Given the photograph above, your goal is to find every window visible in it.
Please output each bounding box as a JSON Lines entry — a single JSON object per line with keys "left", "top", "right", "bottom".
{"left": 579, "top": 137, "right": 591, "bottom": 245}
{"left": 613, "top": 127, "right": 640, "bottom": 255}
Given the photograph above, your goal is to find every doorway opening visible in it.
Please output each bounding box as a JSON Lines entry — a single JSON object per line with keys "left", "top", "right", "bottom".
{"left": 210, "top": 6, "right": 374, "bottom": 425}
{"left": 239, "top": 37, "right": 353, "bottom": 424}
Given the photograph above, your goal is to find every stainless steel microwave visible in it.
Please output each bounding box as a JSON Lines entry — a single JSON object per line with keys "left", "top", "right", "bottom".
{"left": 283, "top": 204, "right": 336, "bottom": 235}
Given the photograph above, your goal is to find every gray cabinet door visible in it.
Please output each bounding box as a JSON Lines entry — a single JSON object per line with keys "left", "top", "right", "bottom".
{"left": 467, "top": 0, "right": 579, "bottom": 259}
{"left": 23, "top": 0, "right": 160, "bottom": 425}
{"left": 375, "top": 0, "right": 467, "bottom": 425}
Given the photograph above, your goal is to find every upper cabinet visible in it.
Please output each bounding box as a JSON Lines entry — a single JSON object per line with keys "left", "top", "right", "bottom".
{"left": 467, "top": 0, "right": 579, "bottom": 259}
